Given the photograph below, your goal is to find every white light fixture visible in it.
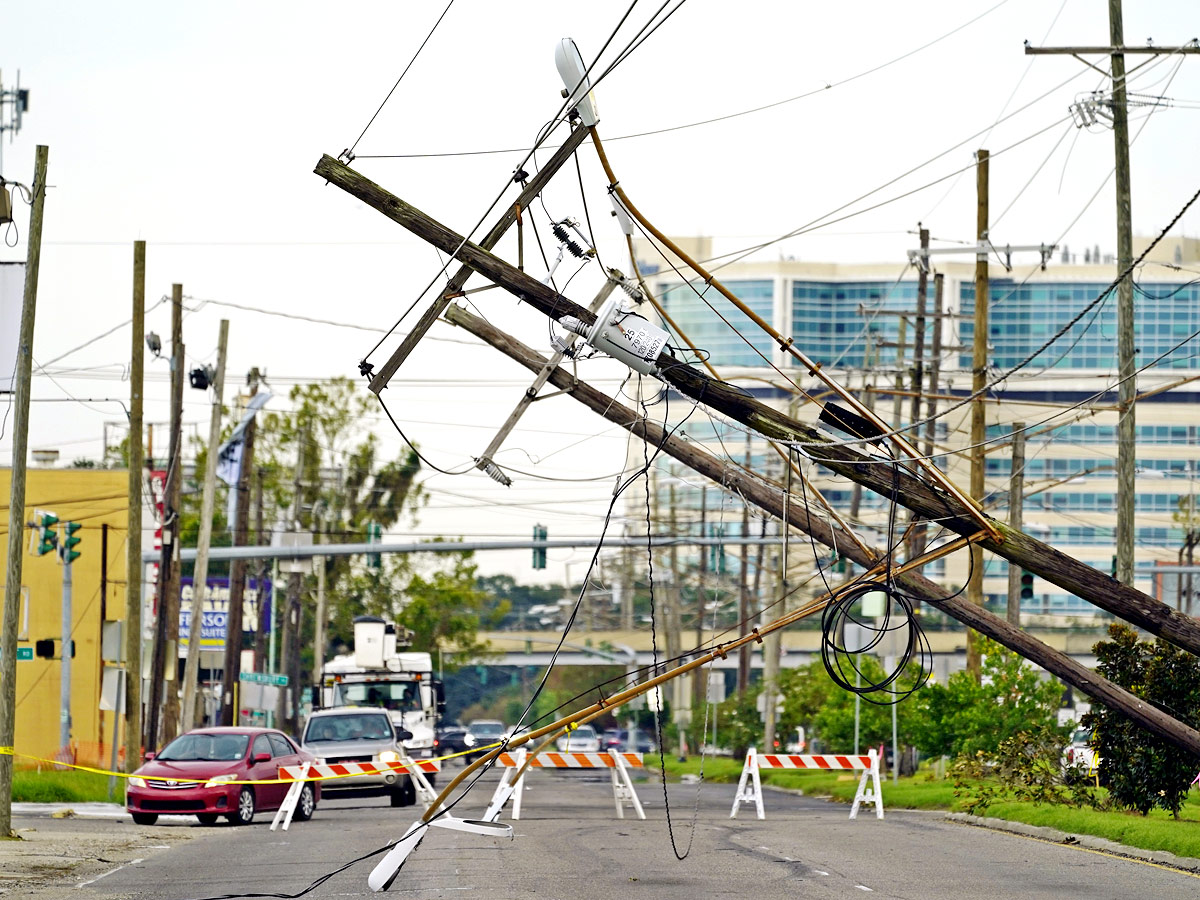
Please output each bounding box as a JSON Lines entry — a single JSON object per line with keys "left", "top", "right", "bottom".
{"left": 554, "top": 38, "right": 599, "bottom": 126}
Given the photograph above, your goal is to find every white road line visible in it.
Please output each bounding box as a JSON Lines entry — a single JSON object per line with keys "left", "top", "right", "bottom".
{"left": 77, "top": 858, "right": 143, "bottom": 887}
{"left": 855, "top": 885, "right": 874, "bottom": 892}
{"left": 814, "top": 870, "right": 829, "bottom": 876}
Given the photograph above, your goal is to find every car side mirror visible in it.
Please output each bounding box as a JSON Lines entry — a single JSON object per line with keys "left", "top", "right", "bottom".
{"left": 143, "top": 751, "right": 156, "bottom": 762}
{"left": 395, "top": 727, "right": 413, "bottom": 741}
{"left": 434, "top": 682, "right": 446, "bottom": 715}
{"left": 254, "top": 752, "right": 271, "bottom": 763}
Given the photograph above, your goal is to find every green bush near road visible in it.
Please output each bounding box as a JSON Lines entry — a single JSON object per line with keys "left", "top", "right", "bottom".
{"left": 12, "top": 768, "right": 117, "bottom": 804}
{"left": 659, "top": 757, "right": 1200, "bottom": 859}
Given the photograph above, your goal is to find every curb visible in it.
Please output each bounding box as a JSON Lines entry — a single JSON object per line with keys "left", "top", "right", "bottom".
{"left": 944, "top": 811, "right": 1200, "bottom": 873}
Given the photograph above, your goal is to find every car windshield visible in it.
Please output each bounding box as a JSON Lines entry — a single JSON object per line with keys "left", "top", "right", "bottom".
{"left": 471, "top": 722, "right": 506, "bottom": 738}
{"left": 572, "top": 726, "right": 597, "bottom": 740}
{"left": 158, "top": 733, "right": 249, "bottom": 762}
{"left": 306, "top": 713, "right": 394, "bottom": 743}
{"left": 1072, "top": 728, "right": 1091, "bottom": 743}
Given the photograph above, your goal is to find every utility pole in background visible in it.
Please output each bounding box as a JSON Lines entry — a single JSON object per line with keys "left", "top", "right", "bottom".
{"left": 908, "top": 227, "right": 930, "bottom": 564}
{"left": 180, "top": 320, "right": 229, "bottom": 730}
{"left": 159, "top": 285, "right": 186, "bottom": 741}
{"left": 220, "top": 369, "right": 260, "bottom": 726}
{"left": 124, "top": 241, "right": 145, "bottom": 770}
{"left": 1109, "top": 1, "right": 1137, "bottom": 588}
{"left": 966, "top": 149, "right": 989, "bottom": 681}
{"left": 1006, "top": 424, "right": 1026, "bottom": 626}
{"left": 1, "top": 145, "right": 48, "bottom": 837}
{"left": 278, "top": 424, "right": 307, "bottom": 734}
{"left": 737, "top": 432, "right": 751, "bottom": 697}
{"left": 1026, "top": 15, "right": 1200, "bottom": 587}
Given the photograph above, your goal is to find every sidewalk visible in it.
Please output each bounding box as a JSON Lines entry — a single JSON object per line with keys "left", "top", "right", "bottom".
{"left": 0, "top": 806, "right": 190, "bottom": 898}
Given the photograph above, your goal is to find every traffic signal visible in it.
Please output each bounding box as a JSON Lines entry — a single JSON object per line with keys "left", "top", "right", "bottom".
{"left": 1019, "top": 570, "right": 1034, "bottom": 602}
{"left": 36, "top": 512, "right": 58, "bottom": 556}
{"left": 35, "top": 639, "right": 54, "bottom": 658}
{"left": 62, "top": 521, "right": 82, "bottom": 564}
{"left": 1111, "top": 554, "right": 1118, "bottom": 578}
{"left": 532, "top": 524, "right": 547, "bottom": 569}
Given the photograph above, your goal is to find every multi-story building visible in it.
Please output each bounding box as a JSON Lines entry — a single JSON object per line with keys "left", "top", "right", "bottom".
{"left": 631, "top": 235, "right": 1200, "bottom": 625}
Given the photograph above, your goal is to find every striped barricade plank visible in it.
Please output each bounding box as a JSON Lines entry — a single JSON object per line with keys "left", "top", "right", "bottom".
{"left": 496, "top": 751, "right": 643, "bottom": 769}
{"left": 279, "top": 758, "right": 441, "bottom": 781}
{"left": 758, "top": 754, "right": 872, "bottom": 771}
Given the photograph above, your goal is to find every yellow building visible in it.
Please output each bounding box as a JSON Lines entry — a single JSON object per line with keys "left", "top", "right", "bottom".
{"left": 2, "top": 467, "right": 129, "bottom": 768}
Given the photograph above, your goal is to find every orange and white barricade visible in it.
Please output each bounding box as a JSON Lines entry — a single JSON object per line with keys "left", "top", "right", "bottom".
{"left": 484, "top": 750, "right": 645, "bottom": 821}
{"left": 273, "top": 755, "right": 442, "bottom": 830}
{"left": 730, "top": 747, "right": 882, "bottom": 821}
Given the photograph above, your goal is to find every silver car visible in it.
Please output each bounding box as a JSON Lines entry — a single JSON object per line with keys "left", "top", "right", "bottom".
{"left": 301, "top": 707, "right": 416, "bottom": 807}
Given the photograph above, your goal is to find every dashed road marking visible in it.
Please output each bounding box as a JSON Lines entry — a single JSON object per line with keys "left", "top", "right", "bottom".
{"left": 855, "top": 885, "right": 873, "bottom": 892}
{"left": 78, "top": 858, "right": 143, "bottom": 887}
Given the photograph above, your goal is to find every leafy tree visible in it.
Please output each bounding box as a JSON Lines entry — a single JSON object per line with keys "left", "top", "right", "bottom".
{"left": 1082, "top": 624, "right": 1200, "bottom": 817}
{"left": 907, "top": 637, "right": 1064, "bottom": 759}
{"left": 177, "top": 378, "right": 497, "bottom": 673}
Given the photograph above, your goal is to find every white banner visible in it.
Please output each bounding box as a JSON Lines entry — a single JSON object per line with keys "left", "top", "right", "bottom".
{"left": 0, "top": 263, "right": 25, "bottom": 391}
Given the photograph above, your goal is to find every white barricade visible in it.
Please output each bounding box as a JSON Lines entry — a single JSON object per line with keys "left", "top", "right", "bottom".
{"left": 484, "top": 750, "right": 645, "bottom": 821}
{"left": 730, "top": 747, "right": 883, "bottom": 820}
{"left": 274, "top": 756, "right": 443, "bottom": 829}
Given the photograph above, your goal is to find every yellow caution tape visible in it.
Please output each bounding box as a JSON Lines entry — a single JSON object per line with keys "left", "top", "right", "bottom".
{"left": 5, "top": 743, "right": 494, "bottom": 786}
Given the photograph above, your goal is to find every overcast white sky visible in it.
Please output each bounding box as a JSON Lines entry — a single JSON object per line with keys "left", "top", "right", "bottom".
{"left": 2, "top": 0, "right": 1198, "bottom": 582}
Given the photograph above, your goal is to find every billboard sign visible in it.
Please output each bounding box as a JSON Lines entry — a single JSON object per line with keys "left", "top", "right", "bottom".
{"left": 179, "top": 575, "right": 272, "bottom": 653}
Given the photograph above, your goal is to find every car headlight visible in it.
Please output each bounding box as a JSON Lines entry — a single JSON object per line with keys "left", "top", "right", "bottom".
{"left": 128, "top": 776, "right": 146, "bottom": 788}
{"left": 378, "top": 750, "right": 401, "bottom": 764}
{"left": 204, "top": 774, "right": 239, "bottom": 788}
{"left": 463, "top": 735, "right": 476, "bottom": 747}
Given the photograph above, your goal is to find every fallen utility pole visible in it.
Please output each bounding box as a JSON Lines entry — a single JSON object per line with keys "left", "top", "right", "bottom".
{"left": 443, "top": 303, "right": 1200, "bottom": 757}
{"left": 365, "top": 124, "right": 592, "bottom": 394}
{"left": 311, "top": 154, "right": 1200, "bottom": 659}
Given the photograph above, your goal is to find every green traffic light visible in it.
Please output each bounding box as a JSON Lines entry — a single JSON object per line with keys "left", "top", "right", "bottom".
{"left": 37, "top": 513, "right": 59, "bottom": 556}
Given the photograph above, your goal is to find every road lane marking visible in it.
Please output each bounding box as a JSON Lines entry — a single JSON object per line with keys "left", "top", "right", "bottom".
{"left": 77, "top": 858, "right": 143, "bottom": 887}
{"left": 855, "top": 885, "right": 873, "bottom": 892}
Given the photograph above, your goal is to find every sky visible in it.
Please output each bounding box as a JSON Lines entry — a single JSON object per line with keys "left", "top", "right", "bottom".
{"left": 2, "top": 0, "right": 1199, "bottom": 583}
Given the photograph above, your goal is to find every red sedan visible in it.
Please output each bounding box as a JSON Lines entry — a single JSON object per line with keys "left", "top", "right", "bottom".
{"left": 126, "top": 727, "right": 319, "bottom": 826}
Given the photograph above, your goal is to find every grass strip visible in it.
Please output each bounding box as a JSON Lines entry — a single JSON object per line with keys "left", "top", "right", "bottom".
{"left": 658, "top": 755, "right": 1200, "bottom": 858}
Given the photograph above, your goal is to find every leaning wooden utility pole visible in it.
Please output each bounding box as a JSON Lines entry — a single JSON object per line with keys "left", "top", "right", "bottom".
{"left": 125, "top": 240, "right": 145, "bottom": 771}
{"left": 159, "top": 285, "right": 186, "bottom": 741}
{"left": 278, "top": 426, "right": 306, "bottom": 734}
{"left": 219, "top": 370, "right": 260, "bottom": 726}
{"left": 180, "top": 319, "right": 229, "bottom": 730}
{"left": 966, "top": 150, "right": 989, "bottom": 680}
{"left": 0, "top": 145, "right": 48, "bottom": 836}
{"left": 442, "top": 304, "right": 1200, "bottom": 756}
{"left": 312, "top": 154, "right": 1200, "bottom": 659}
{"left": 1006, "top": 424, "right": 1027, "bottom": 626}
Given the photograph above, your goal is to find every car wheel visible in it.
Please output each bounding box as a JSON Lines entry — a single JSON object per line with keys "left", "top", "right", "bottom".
{"left": 293, "top": 784, "right": 316, "bottom": 821}
{"left": 196, "top": 813, "right": 219, "bottom": 826}
{"left": 390, "top": 777, "right": 416, "bottom": 807}
{"left": 131, "top": 812, "right": 158, "bottom": 826}
{"left": 228, "top": 787, "right": 256, "bottom": 825}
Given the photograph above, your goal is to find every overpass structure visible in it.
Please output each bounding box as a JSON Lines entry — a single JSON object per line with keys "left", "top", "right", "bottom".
{"left": 468, "top": 628, "right": 1107, "bottom": 682}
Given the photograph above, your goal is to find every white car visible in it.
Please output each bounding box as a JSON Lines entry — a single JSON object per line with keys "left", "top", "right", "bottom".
{"left": 555, "top": 724, "right": 601, "bottom": 753}
{"left": 1062, "top": 728, "right": 1099, "bottom": 772}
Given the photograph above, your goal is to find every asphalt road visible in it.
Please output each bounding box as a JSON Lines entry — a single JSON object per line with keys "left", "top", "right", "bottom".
{"left": 12, "top": 768, "right": 1200, "bottom": 900}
